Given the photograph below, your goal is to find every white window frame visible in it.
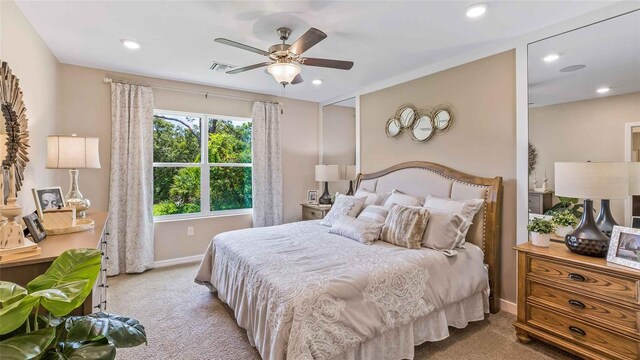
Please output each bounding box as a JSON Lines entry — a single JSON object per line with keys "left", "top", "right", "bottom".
{"left": 152, "top": 109, "right": 253, "bottom": 221}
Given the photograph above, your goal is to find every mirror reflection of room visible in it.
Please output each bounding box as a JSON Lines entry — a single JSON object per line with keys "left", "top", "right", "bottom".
{"left": 528, "top": 10, "right": 640, "bottom": 234}
{"left": 321, "top": 97, "right": 356, "bottom": 195}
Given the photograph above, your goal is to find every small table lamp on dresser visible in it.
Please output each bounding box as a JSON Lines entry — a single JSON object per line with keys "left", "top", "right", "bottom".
{"left": 342, "top": 165, "right": 357, "bottom": 196}
{"left": 46, "top": 134, "right": 100, "bottom": 217}
{"left": 555, "top": 162, "right": 637, "bottom": 257}
{"left": 315, "top": 164, "right": 340, "bottom": 205}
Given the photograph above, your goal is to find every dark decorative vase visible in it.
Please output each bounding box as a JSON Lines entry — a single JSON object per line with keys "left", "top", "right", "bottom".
{"left": 319, "top": 182, "right": 332, "bottom": 205}
{"left": 565, "top": 199, "right": 609, "bottom": 257}
{"left": 595, "top": 199, "right": 618, "bottom": 237}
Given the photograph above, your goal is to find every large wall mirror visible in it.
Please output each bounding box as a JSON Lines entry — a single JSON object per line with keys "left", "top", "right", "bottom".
{"left": 527, "top": 10, "right": 640, "bottom": 234}
{"left": 322, "top": 97, "right": 356, "bottom": 193}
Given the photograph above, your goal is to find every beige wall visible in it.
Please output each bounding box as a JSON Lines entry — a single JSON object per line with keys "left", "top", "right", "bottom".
{"left": 529, "top": 92, "right": 640, "bottom": 222}
{"left": 0, "top": 1, "right": 60, "bottom": 214}
{"left": 360, "top": 50, "right": 517, "bottom": 302}
{"left": 57, "top": 64, "right": 319, "bottom": 261}
{"left": 322, "top": 103, "right": 356, "bottom": 193}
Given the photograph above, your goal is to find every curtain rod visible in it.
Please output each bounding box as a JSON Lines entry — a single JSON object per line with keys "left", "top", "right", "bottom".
{"left": 103, "top": 77, "right": 280, "bottom": 105}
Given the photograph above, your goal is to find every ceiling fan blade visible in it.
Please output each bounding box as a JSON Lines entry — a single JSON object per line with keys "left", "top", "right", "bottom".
{"left": 289, "top": 28, "right": 327, "bottom": 55}
{"left": 214, "top": 38, "right": 270, "bottom": 57}
{"left": 291, "top": 74, "right": 303, "bottom": 85}
{"left": 226, "top": 62, "right": 272, "bottom": 74}
{"left": 300, "top": 57, "right": 354, "bottom": 70}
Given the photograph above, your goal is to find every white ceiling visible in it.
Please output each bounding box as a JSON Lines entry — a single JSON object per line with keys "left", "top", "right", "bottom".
{"left": 17, "top": 0, "right": 617, "bottom": 103}
{"left": 528, "top": 9, "right": 640, "bottom": 107}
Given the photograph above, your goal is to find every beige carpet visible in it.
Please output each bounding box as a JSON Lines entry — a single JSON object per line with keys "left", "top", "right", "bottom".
{"left": 108, "top": 263, "right": 578, "bottom": 360}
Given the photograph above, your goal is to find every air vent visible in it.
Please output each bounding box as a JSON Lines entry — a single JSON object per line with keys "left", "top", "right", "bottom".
{"left": 209, "top": 62, "right": 236, "bottom": 73}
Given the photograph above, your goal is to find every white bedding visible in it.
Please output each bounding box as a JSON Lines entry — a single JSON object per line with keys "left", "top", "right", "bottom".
{"left": 195, "top": 220, "right": 489, "bottom": 360}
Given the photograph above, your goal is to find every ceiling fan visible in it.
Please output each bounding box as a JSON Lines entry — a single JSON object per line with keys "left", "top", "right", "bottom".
{"left": 215, "top": 27, "right": 354, "bottom": 86}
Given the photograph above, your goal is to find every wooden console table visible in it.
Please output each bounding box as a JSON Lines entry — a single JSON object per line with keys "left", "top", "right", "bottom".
{"left": 0, "top": 211, "right": 109, "bottom": 315}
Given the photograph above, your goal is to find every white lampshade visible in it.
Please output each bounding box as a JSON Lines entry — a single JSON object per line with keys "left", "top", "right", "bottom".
{"left": 315, "top": 165, "right": 340, "bottom": 182}
{"left": 555, "top": 162, "right": 632, "bottom": 200}
{"left": 46, "top": 135, "right": 101, "bottom": 169}
{"left": 341, "top": 165, "right": 356, "bottom": 180}
{"left": 629, "top": 163, "right": 640, "bottom": 195}
{"left": 267, "top": 62, "right": 301, "bottom": 84}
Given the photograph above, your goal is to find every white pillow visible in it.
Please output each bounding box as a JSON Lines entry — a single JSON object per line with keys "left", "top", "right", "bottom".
{"left": 357, "top": 205, "right": 389, "bottom": 223}
{"left": 354, "top": 189, "right": 390, "bottom": 206}
{"left": 423, "top": 195, "right": 484, "bottom": 246}
{"left": 319, "top": 194, "right": 367, "bottom": 227}
{"left": 329, "top": 215, "right": 384, "bottom": 245}
{"left": 383, "top": 190, "right": 422, "bottom": 210}
{"left": 421, "top": 210, "right": 471, "bottom": 256}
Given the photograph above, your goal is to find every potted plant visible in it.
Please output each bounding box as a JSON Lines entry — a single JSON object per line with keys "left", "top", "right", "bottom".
{"left": 527, "top": 217, "right": 555, "bottom": 247}
{"left": 552, "top": 210, "right": 579, "bottom": 237}
{"left": 0, "top": 249, "right": 146, "bottom": 359}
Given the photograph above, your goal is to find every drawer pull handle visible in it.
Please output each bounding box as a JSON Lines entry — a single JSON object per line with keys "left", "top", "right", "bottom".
{"left": 311, "top": 212, "right": 316, "bottom": 215}
{"left": 568, "top": 300, "right": 585, "bottom": 309}
{"left": 99, "top": 284, "right": 109, "bottom": 288}
{"left": 568, "top": 326, "right": 586, "bottom": 337}
{"left": 567, "top": 273, "right": 586, "bottom": 282}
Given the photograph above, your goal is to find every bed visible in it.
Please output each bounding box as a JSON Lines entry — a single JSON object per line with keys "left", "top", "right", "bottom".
{"left": 195, "top": 161, "right": 503, "bottom": 360}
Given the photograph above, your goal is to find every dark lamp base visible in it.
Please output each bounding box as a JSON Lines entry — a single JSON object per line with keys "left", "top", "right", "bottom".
{"left": 319, "top": 181, "right": 332, "bottom": 205}
{"left": 565, "top": 199, "right": 609, "bottom": 258}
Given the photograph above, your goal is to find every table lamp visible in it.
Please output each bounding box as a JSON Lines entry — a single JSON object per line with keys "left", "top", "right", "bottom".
{"left": 342, "top": 165, "right": 357, "bottom": 195}
{"left": 555, "top": 162, "right": 631, "bottom": 257}
{"left": 315, "top": 165, "right": 339, "bottom": 205}
{"left": 46, "top": 134, "right": 100, "bottom": 217}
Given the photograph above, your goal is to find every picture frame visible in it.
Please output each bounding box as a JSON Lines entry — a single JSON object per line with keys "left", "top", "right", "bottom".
{"left": 23, "top": 212, "right": 47, "bottom": 243}
{"left": 306, "top": 190, "right": 318, "bottom": 204}
{"left": 607, "top": 226, "right": 640, "bottom": 270}
{"left": 32, "top": 186, "right": 66, "bottom": 221}
{"left": 632, "top": 216, "right": 640, "bottom": 229}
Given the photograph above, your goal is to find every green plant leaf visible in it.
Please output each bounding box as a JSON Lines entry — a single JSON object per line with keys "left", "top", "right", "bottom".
{"left": 0, "top": 295, "right": 40, "bottom": 335}
{"left": 43, "top": 339, "right": 116, "bottom": 360}
{"left": 27, "top": 249, "right": 102, "bottom": 317}
{"left": 0, "top": 327, "right": 55, "bottom": 359}
{"left": 66, "top": 312, "right": 147, "bottom": 348}
{"left": 0, "top": 281, "right": 27, "bottom": 307}
{"left": 29, "top": 280, "right": 90, "bottom": 317}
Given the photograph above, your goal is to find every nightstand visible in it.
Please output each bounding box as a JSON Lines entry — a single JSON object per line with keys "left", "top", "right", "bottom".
{"left": 528, "top": 190, "right": 553, "bottom": 214}
{"left": 514, "top": 242, "right": 640, "bottom": 360}
{"left": 301, "top": 203, "right": 331, "bottom": 220}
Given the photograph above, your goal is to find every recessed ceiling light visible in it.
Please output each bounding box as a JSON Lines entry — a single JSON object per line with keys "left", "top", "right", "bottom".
{"left": 121, "top": 39, "right": 141, "bottom": 50}
{"left": 596, "top": 87, "right": 610, "bottom": 94}
{"left": 559, "top": 65, "right": 586, "bottom": 73}
{"left": 312, "top": 79, "right": 323, "bottom": 86}
{"left": 543, "top": 54, "right": 559, "bottom": 63}
{"left": 466, "top": 4, "right": 487, "bottom": 18}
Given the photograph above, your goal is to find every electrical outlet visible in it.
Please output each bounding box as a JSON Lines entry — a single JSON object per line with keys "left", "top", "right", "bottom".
{"left": 187, "top": 227, "right": 194, "bottom": 236}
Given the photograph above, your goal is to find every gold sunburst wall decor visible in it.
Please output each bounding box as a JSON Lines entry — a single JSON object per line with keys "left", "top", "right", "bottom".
{"left": 0, "top": 61, "right": 30, "bottom": 192}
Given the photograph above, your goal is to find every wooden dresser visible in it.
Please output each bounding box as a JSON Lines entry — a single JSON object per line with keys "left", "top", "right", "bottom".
{"left": 0, "top": 212, "right": 109, "bottom": 315}
{"left": 514, "top": 242, "right": 640, "bottom": 360}
{"left": 301, "top": 203, "right": 331, "bottom": 220}
{"left": 528, "top": 190, "right": 553, "bottom": 214}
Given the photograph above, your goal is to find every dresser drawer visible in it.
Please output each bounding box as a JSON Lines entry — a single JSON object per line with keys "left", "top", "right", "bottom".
{"left": 529, "top": 304, "right": 638, "bottom": 360}
{"left": 529, "top": 257, "right": 639, "bottom": 303}
{"left": 302, "top": 207, "right": 325, "bottom": 220}
{"left": 528, "top": 281, "right": 639, "bottom": 334}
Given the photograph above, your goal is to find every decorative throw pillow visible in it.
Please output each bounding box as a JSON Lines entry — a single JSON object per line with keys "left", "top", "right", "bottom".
{"left": 319, "top": 194, "right": 367, "bottom": 227}
{"left": 329, "top": 215, "right": 385, "bottom": 245}
{"left": 357, "top": 205, "right": 389, "bottom": 224}
{"left": 380, "top": 205, "right": 430, "bottom": 249}
{"left": 382, "top": 190, "right": 422, "bottom": 210}
{"left": 354, "top": 189, "right": 390, "bottom": 206}
{"left": 421, "top": 210, "right": 472, "bottom": 256}
{"left": 423, "top": 195, "right": 484, "bottom": 247}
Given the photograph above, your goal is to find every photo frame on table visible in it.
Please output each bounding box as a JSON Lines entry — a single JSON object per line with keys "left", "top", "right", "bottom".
{"left": 607, "top": 226, "right": 640, "bottom": 270}
{"left": 307, "top": 190, "right": 318, "bottom": 204}
{"left": 632, "top": 216, "right": 640, "bottom": 229}
{"left": 23, "top": 212, "right": 47, "bottom": 242}
{"left": 32, "top": 186, "right": 66, "bottom": 220}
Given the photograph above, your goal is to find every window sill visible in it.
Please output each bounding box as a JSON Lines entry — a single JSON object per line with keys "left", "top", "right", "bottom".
{"left": 153, "top": 209, "right": 253, "bottom": 223}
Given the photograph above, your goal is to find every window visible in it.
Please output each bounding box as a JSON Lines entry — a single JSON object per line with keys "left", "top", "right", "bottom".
{"left": 152, "top": 110, "right": 252, "bottom": 219}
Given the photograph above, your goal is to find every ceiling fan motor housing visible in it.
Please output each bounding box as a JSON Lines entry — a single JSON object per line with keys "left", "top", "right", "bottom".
{"left": 277, "top": 27, "right": 291, "bottom": 41}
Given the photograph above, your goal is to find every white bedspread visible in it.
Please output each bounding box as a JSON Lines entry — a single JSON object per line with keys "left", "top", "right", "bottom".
{"left": 195, "top": 220, "right": 488, "bottom": 360}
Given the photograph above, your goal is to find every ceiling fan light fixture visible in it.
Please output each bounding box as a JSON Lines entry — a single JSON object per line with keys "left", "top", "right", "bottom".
{"left": 267, "top": 62, "right": 301, "bottom": 85}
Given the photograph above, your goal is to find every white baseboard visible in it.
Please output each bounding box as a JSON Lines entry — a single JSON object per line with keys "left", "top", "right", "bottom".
{"left": 154, "top": 254, "right": 203, "bottom": 268}
{"left": 500, "top": 298, "right": 517, "bottom": 315}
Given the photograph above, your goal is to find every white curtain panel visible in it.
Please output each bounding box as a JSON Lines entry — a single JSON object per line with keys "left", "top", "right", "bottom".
{"left": 107, "top": 83, "right": 155, "bottom": 275}
{"left": 251, "top": 101, "right": 283, "bottom": 227}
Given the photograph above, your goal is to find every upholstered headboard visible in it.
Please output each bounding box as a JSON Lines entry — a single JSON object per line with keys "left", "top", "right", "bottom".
{"left": 355, "top": 161, "right": 503, "bottom": 313}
